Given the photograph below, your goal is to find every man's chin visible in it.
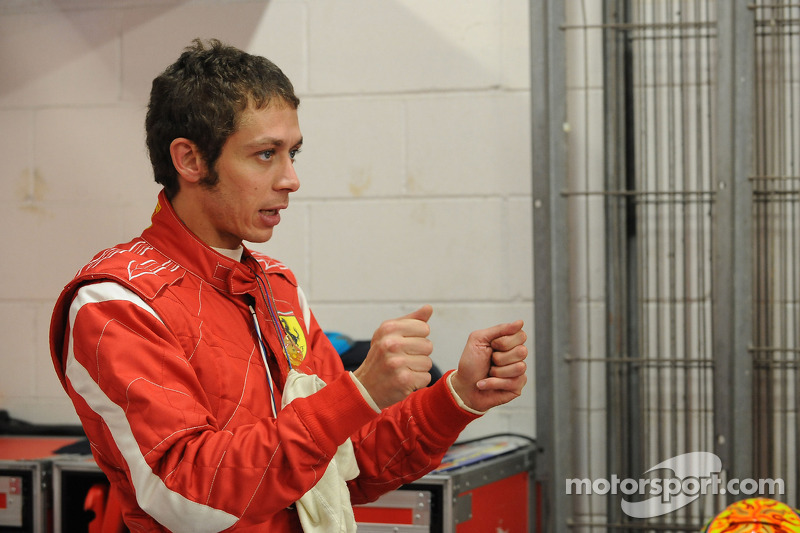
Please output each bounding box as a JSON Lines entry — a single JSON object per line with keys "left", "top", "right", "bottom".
{"left": 245, "top": 229, "right": 275, "bottom": 244}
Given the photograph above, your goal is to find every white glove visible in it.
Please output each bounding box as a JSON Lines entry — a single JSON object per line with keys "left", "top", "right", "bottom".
{"left": 282, "top": 370, "right": 359, "bottom": 533}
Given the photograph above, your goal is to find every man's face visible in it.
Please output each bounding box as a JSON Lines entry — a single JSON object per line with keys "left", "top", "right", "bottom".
{"left": 197, "top": 103, "right": 302, "bottom": 249}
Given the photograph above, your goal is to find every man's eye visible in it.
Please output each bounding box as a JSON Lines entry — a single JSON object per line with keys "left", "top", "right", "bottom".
{"left": 290, "top": 149, "right": 301, "bottom": 162}
{"left": 258, "top": 150, "right": 274, "bottom": 161}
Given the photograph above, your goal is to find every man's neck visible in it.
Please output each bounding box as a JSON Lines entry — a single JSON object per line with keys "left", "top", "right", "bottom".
{"left": 212, "top": 245, "right": 244, "bottom": 262}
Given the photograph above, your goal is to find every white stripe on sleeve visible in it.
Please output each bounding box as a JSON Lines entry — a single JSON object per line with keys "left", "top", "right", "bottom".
{"left": 66, "top": 281, "right": 238, "bottom": 532}
{"left": 296, "top": 286, "right": 311, "bottom": 330}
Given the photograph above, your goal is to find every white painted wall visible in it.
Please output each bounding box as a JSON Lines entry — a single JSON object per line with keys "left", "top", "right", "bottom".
{"left": 0, "top": 0, "right": 534, "bottom": 441}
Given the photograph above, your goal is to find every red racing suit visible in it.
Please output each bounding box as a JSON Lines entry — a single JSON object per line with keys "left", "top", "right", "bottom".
{"left": 50, "top": 191, "right": 480, "bottom": 532}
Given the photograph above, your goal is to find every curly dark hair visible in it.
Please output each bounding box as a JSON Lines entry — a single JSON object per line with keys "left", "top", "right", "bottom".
{"left": 145, "top": 39, "right": 300, "bottom": 198}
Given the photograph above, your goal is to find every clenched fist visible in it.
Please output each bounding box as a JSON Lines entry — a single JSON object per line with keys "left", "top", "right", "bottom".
{"left": 353, "top": 305, "right": 434, "bottom": 409}
{"left": 449, "top": 320, "right": 528, "bottom": 413}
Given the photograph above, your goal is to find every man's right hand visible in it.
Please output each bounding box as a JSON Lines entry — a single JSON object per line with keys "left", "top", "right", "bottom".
{"left": 353, "top": 305, "right": 434, "bottom": 410}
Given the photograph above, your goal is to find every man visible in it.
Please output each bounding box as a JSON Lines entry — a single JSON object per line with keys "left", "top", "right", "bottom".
{"left": 50, "top": 39, "right": 528, "bottom": 532}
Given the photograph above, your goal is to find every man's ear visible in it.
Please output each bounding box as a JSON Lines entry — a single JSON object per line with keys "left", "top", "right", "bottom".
{"left": 170, "top": 138, "right": 207, "bottom": 184}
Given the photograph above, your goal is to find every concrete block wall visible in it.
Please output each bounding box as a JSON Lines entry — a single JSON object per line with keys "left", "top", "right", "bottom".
{"left": 0, "top": 0, "right": 534, "bottom": 442}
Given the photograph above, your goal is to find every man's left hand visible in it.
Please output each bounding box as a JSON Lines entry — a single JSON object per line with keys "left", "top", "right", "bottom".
{"left": 449, "top": 320, "right": 528, "bottom": 413}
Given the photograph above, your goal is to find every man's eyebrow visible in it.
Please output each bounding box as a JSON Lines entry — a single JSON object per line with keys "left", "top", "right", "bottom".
{"left": 247, "top": 136, "right": 303, "bottom": 149}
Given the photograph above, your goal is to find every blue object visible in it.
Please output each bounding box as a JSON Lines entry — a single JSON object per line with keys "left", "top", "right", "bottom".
{"left": 325, "top": 331, "right": 355, "bottom": 355}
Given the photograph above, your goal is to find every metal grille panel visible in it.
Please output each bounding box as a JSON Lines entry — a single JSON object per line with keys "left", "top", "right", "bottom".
{"left": 534, "top": 0, "right": 800, "bottom": 531}
{"left": 752, "top": 0, "right": 800, "bottom": 504}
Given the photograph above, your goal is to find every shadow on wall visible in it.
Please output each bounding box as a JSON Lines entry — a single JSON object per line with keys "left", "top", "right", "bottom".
{"left": 303, "top": 1, "right": 499, "bottom": 93}
{"left": 0, "top": 0, "right": 497, "bottom": 105}
{"left": 0, "top": 0, "right": 265, "bottom": 105}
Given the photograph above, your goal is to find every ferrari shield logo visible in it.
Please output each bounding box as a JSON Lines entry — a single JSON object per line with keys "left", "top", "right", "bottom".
{"left": 279, "top": 314, "right": 307, "bottom": 366}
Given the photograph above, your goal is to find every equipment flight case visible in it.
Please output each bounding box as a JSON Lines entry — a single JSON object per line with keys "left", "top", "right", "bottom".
{"left": 354, "top": 435, "right": 535, "bottom": 533}
{"left": 48, "top": 434, "right": 535, "bottom": 533}
{"left": 0, "top": 436, "right": 86, "bottom": 533}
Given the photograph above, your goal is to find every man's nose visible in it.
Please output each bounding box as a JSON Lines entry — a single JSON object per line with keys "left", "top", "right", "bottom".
{"left": 278, "top": 157, "right": 300, "bottom": 192}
